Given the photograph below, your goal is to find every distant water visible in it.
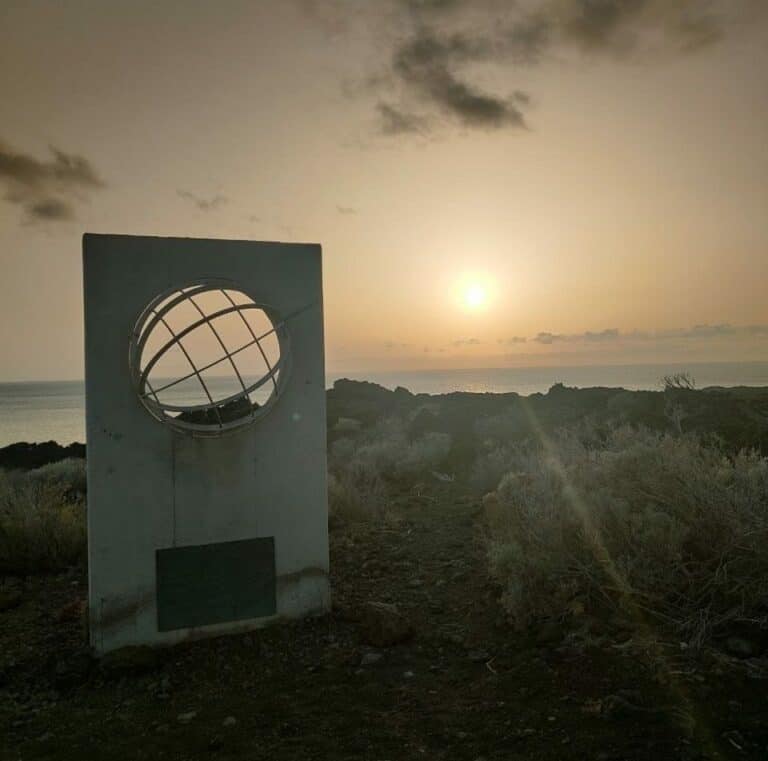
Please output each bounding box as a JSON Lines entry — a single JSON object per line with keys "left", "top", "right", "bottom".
{"left": 1, "top": 361, "right": 768, "bottom": 447}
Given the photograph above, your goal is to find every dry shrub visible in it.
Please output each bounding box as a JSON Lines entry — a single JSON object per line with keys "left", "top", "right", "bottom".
{"left": 483, "top": 425, "right": 768, "bottom": 646}
{"left": 328, "top": 418, "right": 452, "bottom": 525}
{"left": 27, "top": 457, "right": 87, "bottom": 495}
{"left": 328, "top": 463, "right": 388, "bottom": 524}
{"left": 334, "top": 418, "right": 451, "bottom": 480}
{"left": 0, "top": 467, "right": 87, "bottom": 574}
{"left": 470, "top": 444, "right": 517, "bottom": 495}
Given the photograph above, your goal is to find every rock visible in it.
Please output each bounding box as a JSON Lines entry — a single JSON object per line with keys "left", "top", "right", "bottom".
{"left": 358, "top": 602, "right": 413, "bottom": 647}
{"left": 100, "top": 646, "right": 159, "bottom": 678}
{"left": 0, "top": 440, "right": 85, "bottom": 471}
{"left": 360, "top": 651, "right": 383, "bottom": 666}
{"left": 222, "top": 716, "right": 237, "bottom": 727}
{"left": 177, "top": 710, "right": 197, "bottom": 724}
{"left": 0, "top": 589, "right": 22, "bottom": 612}
{"left": 725, "top": 636, "right": 757, "bottom": 659}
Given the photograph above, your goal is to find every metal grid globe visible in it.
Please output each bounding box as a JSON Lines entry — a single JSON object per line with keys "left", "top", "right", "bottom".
{"left": 128, "top": 280, "right": 289, "bottom": 436}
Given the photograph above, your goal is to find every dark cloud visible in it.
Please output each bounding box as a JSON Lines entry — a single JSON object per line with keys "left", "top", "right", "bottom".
{"left": 0, "top": 140, "right": 104, "bottom": 223}
{"left": 391, "top": 28, "right": 529, "bottom": 130}
{"left": 503, "top": 13, "right": 552, "bottom": 64}
{"left": 562, "top": 0, "right": 648, "bottom": 51}
{"left": 399, "top": 0, "right": 462, "bottom": 13}
{"left": 28, "top": 198, "right": 73, "bottom": 221}
{"left": 177, "top": 190, "right": 227, "bottom": 211}
{"left": 308, "top": 0, "right": 761, "bottom": 137}
{"left": 336, "top": 205, "right": 358, "bottom": 215}
{"left": 377, "top": 102, "right": 430, "bottom": 135}
{"left": 559, "top": 0, "right": 745, "bottom": 55}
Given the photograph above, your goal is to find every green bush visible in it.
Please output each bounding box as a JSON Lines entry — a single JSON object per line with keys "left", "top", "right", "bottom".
{"left": 482, "top": 425, "right": 768, "bottom": 646}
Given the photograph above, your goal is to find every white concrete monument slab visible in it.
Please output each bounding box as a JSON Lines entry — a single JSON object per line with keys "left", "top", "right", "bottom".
{"left": 83, "top": 234, "right": 329, "bottom": 654}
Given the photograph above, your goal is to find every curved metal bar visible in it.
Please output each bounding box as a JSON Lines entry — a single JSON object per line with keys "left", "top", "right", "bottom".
{"left": 134, "top": 284, "right": 213, "bottom": 353}
{"left": 133, "top": 287, "right": 317, "bottom": 434}
{"left": 142, "top": 356, "right": 283, "bottom": 413}
{"left": 138, "top": 303, "right": 266, "bottom": 391}
{"left": 183, "top": 290, "right": 250, "bottom": 405}
{"left": 219, "top": 289, "right": 278, "bottom": 394}
{"left": 144, "top": 378, "right": 167, "bottom": 422}
{"left": 139, "top": 323, "right": 282, "bottom": 399}
{"left": 153, "top": 311, "right": 223, "bottom": 428}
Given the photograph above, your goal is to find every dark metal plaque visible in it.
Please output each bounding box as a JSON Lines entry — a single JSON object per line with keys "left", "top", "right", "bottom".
{"left": 156, "top": 537, "right": 276, "bottom": 632}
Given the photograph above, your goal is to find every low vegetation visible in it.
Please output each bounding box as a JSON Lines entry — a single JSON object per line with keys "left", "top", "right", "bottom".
{"left": 0, "top": 459, "right": 87, "bottom": 574}
{"left": 328, "top": 417, "right": 451, "bottom": 522}
{"left": 480, "top": 425, "right": 768, "bottom": 647}
{"left": 3, "top": 380, "right": 768, "bottom": 655}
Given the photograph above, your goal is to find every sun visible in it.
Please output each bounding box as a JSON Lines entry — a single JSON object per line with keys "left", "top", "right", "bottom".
{"left": 464, "top": 283, "right": 487, "bottom": 310}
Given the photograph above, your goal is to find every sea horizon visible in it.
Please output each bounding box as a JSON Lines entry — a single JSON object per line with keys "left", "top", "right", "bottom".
{"left": 2, "top": 359, "right": 768, "bottom": 448}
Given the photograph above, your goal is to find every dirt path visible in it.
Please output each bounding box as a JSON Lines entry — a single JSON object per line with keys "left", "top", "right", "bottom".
{"left": 1, "top": 494, "right": 765, "bottom": 760}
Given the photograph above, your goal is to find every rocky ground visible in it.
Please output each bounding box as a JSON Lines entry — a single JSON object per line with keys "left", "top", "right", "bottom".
{"left": 2, "top": 491, "right": 768, "bottom": 760}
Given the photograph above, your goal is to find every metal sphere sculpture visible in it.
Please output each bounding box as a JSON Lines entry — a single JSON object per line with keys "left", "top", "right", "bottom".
{"left": 128, "top": 280, "right": 288, "bottom": 435}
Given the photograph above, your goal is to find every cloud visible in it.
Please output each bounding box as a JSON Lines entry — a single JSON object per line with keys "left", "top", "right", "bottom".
{"left": 561, "top": 0, "right": 648, "bottom": 52}
{"left": 503, "top": 12, "right": 553, "bottom": 64}
{"left": 533, "top": 331, "right": 565, "bottom": 344}
{"left": 377, "top": 102, "right": 430, "bottom": 135}
{"left": 28, "top": 198, "right": 73, "bottom": 221}
{"left": 530, "top": 324, "right": 768, "bottom": 344}
{"left": 451, "top": 337, "right": 482, "bottom": 346}
{"left": 390, "top": 28, "right": 529, "bottom": 130}
{"left": 556, "top": 0, "right": 739, "bottom": 55}
{"left": 498, "top": 336, "right": 528, "bottom": 345}
{"left": 384, "top": 340, "right": 411, "bottom": 350}
{"left": 0, "top": 140, "right": 104, "bottom": 223}
{"left": 177, "top": 189, "right": 227, "bottom": 211}
{"left": 307, "top": 0, "right": 762, "bottom": 137}
{"left": 583, "top": 328, "right": 621, "bottom": 341}
{"left": 336, "top": 204, "right": 358, "bottom": 215}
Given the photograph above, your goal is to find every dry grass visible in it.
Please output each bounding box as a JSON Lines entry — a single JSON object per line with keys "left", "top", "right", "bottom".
{"left": 0, "top": 464, "right": 87, "bottom": 574}
{"left": 327, "top": 464, "right": 389, "bottom": 525}
{"left": 481, "top": 425, "right": 768, "bottom": 646}
{"left": 328, "top": 418, "right": 452, "bottom": 524}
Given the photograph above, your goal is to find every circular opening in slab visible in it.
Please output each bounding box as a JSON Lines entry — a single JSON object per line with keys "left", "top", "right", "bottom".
{"left": 128, "top": 280, "right": 288, "bottom": 435}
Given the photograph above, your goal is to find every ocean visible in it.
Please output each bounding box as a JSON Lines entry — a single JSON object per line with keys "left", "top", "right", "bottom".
{"left": 1, "top": 360, "right": 768, "bottom": 447}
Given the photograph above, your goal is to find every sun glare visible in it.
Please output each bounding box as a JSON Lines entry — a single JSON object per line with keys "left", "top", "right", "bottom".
{"left": 464, "top": 283, "right": 487, "bottom": 310}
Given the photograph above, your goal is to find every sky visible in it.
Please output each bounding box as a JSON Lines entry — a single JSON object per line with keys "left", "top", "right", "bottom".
{"left": 0, "top": 0, "right": 767, "bottom": 381}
